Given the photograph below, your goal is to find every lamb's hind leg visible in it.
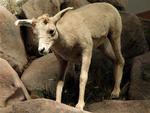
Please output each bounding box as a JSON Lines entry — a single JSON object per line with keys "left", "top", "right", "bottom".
{"left": 101, "top": 38, "right": 116, "bottom": 60}
{"left": 109, "top": 33, "right": 125, "bottom": 98}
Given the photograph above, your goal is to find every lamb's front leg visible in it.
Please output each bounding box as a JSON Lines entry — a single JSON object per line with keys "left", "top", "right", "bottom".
{"left": 55, "top": 55, "right": 68, "bottom": 103}
{"left": 75, "top": 48, "right": 92, "bottom": 110}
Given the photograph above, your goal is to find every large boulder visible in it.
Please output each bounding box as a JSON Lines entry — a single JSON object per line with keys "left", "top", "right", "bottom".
{"left": 0, "top": 6, "right": 27, "bottom": 73}
{"left": 21, "top": 53, "right": 60, "bottom": 98}
{"left": 52, "top": 0, "right": 127, "bottom": 11}
{"left": 86, "top": 100, "right": 150, "bottom": 113}
{"left": 120, "top": 12, "right": 148, "bottom": 90}
{"left": 87, "top": 0, "right": 127, "bottom": 10}
{"left": 0, "top": 99, "right": 90, "bottom": 113}
{"left": 0, "top": 0, "right": 28, "bottom": 16}
{"left": 0, "top": 58, "right": 25, "bottom": 107}
{"left": 128, "top": 52, "right": 150, "bottom": 100}
{"left": 56, "top": 0, "right": 89, "bottom": 10}
{"left": 22, "top": 0, "right": 57, "bottom": 18}
{"left": 120, "top": 11, "right": 149, "bottom": 59}
{"left": 140, "top": 18, "right": 150, "bottom": 49}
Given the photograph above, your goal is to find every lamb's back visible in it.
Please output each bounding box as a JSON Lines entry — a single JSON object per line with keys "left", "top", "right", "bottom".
{"left": 57, "top": 3, "right": 120, "bottom": 38}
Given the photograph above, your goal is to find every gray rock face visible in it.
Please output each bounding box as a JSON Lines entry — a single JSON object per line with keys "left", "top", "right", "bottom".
{"left": 0, "top": 99, "right": 90, "bottom": 113}
{"left": 140, "top": 18, "right": 150, "bottom": 49}
{"left": 129, "top": 52, "right": 150, "bottom": 100}
{"left": 87, "top": 0, "right": 127, "bottom": 10}
{"left": 86, "top": 100, "right": 150, "bottom": 113}
{"left": 0, "top": 58, "right": 24, "bottom": 107}
{"left": 53, "top": 0, "right": 126, "bottom": 11}
{"left": 22, "top": 0, "right": 58, "bottom": 18}
{"left": 21, "top": 53, "right": 59, "bottom": 97}
{"left": 0, "top": 0, "right": 27, "bottom": 15}
{"left": 0, "top": 6, "right": 27, "bottom": 73}
{"left": 59, "top": 0, "right": 89, "bottom": 10}
{"left": 120, "top": 11, "right": 149, "bottom": 59}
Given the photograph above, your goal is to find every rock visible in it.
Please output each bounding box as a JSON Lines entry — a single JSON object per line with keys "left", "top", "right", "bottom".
{"left": 0, "top": 6, "right": 27, "bottom": 74}
{"left": 0, "top": 99, "right": 91, "bottom": 113}
{"left": 120, "top": 12, "right": 149, "bottom": 92}
{"left": 57, "top": 0, "right": 89, "bottom": 10}
{"left": 128, "top": 52, "right": 150, "bottom": 100}
{"left": 140, "top": 18, "right": 150, "bottom": 49}
{"left": 52, "top": 0, "right": 127, "bottom": 11}
{"left": 0, "top": 58, "right": 25, "bottom": 107}
{"left": 21, "top": 53, "right": 60, "bottom": 98}
{"left": 0, "top": 0, "right": 28, "bottom": 16}
{"left": 87, "top": 0, "right": 127, "bottom": 10}
{"left": 22, "top": 0, "right": 57, "bottom": 19}
{"left": 120, "top": 11, "right": 149, "bottom": 59}
{"left": 86, "top": 100, "right": 150, "bottom": 113}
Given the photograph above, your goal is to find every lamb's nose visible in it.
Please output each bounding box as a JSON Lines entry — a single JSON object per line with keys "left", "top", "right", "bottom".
{"left": 39, "top": 48, "right": 45, "bottom": 55}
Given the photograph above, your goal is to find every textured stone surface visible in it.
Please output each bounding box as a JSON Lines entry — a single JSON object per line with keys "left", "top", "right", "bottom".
{"left": 129, "top": 52, "right": 150, "bottom": 100}
{"left": 0, "top": 99, "right": 90, "bottom": 113}
{"left": 87, "top": 0, "right": 127, "bottom": 10}
{"left": 86, "top": 100, "right": 150, "bottom": 113}
{"left": 0, "top": 0, "right": 27, "bottom": 15}
{"left": 55, "top": 0, "right": 126, "bottom": 11}
{"left": 140, "top": 18, "right": 150, "bottom": 49}
{"left": 59, "top": 0, "right": 89, "bottom": 10}
{"left": 22, "top": 0, "right": 57, "bottom": 18}
{"left": 0, "top": 6, "right": 27, "bottom": 73}
{"left": 120, "top": 11, "right": 148, "bottom": 59}
{"left": 0, "top": 58, "right": 24, "bottom": 107}
{"left": 21, "top": 53, "right": 59, "bottom": 97}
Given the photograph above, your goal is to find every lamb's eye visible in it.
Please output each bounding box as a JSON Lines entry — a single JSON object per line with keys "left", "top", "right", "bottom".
{"left": 48, "top": 29, "right": 55, "bottom": 36}
{"left": 43, "top": 19, "right": 48, "bottom": 25}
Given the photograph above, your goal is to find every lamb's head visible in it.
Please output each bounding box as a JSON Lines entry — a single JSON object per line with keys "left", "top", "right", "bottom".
{"left": 15, "top": 7, "right": 73, "bottom": 55}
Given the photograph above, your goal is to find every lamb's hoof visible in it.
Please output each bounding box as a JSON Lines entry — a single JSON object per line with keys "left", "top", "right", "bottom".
{"left": 110, "top": 90, "right": 120, "bottom": 99}
{"left": 26, "top": 95, "right": 32, "bottom": 100}
{"left": 75, "top": 102, "right": 84, "bottom": 111}
{"left": 110, "top": 94, "right": 120, "bottom": 99}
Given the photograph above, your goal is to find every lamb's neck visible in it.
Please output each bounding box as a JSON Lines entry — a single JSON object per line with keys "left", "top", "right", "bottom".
{"left": 53, "top": 39, "right": 69, "bottom": 52}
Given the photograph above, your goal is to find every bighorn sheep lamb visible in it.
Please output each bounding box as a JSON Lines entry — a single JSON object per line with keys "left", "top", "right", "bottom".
{"left": 15, "top": 3, "right": 125, "bottom": 110}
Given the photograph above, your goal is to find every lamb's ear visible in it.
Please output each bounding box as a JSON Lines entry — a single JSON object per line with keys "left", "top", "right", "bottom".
{"left": 15, "top": 19, "right": 36, "bottom": 27}
{"left": 52, "top": 7, "right": 74, "bottom": 23}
